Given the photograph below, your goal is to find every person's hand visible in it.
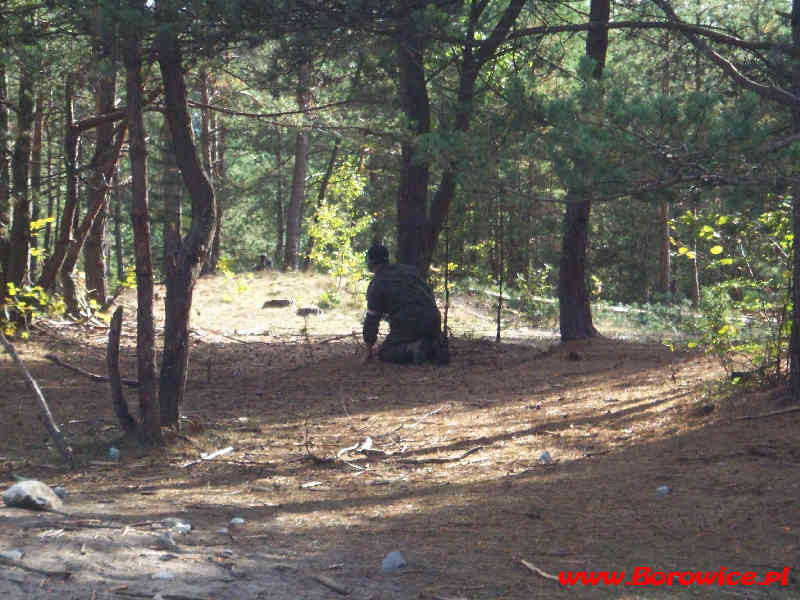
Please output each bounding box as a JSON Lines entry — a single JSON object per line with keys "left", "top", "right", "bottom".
{"left": 361, "top": 344, "right": 374, "bottom": 365}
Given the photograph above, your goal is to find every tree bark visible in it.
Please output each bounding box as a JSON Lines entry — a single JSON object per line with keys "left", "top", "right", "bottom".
{"left": 29, "top": 93, "right": 44, "bottom": 277}
{"left": 113, "top": 173, "right": 124, "bottom": 282}
{"left": 124, "top": 25, "right": 161, "bottom": 445}
{"left": 156, "top": 25, "right": 217, "bottom": 428}
{"left": 0, "top": 63, "right": 9, "bottom": 277}
{"left": 273, "top": 127, "right": 285, "bottom": 266}
{"left": 60, "top": 123, "right": 126, "bottom": 316}
{"left": 790, "top": 0, "right": 800, "bottom": 399}
{"left": 557, "top": 0, "right": 609, "bottom": 341}
{"left": 284, "top": 62, "right": 311, "bottom": 271}
{"left": 39, "top": 77, "right": 79, "bottom": 293}
{"left": 107, "top": 306, "right": 137, "bottom": 435}
{"left": 656, "top": 198, "right": 670, "bottom": 298}
{"left": 5, "top": 58, "right": 36, "bottom": 290}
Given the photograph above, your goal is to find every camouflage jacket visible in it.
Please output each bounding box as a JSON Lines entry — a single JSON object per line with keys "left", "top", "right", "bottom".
{"left": 362, "top": 263, "right": 440, "bottom": 345}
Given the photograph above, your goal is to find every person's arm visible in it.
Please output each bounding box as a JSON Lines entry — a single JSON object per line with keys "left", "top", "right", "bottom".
{"left": 362, "top": 280, "right": 383, "bottom": 362}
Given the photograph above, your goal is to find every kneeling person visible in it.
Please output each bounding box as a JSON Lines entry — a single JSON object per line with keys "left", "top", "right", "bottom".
{"left": 362, "top": 244, "right": 442, "bottom": 364}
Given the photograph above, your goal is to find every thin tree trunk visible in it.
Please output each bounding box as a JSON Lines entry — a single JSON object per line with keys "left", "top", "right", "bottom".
{"left": 113, "top": 173, "right": 124, "bottom": 281}
{"left": 60, "top": 123, "right": 126, "bottom": 315}
{"left": 29, "top": 93, "right": 44, "bottom": 277}
{"left": 156, "top": 25, "right": 217, "bottom": 428}
{"left": 0, "top": 63, "right": 10, "bottom": 276}
{"left": 284, "top": 62, "right": 311, "bottom": 271}
{"left": 85, "top": 26, "right": 119, "bottom": 306}
{"left": 657, "top": 198, "right": 670, "bottom": 298}
{"left": 273, "top": 127, "right": 285, "bottom": 266}
{"left": 39, "top": 77, "right": 79, "bottom": 293}
{"left": 124, "top": 26, "right": 161, "bottom": 445}
{"left": 5, "top": 60, "right": 36, "bottom": 290}
{"left": 43, "top": 98, "right": 55, "bottom": 259}
{"left": 789, "top": 0, "right": 800, "bottom": 399}
{"left": 689, "top": 198, "right": 700, "bottom": 307}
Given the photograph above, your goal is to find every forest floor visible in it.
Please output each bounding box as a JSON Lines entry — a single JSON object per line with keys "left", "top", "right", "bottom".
{"left": 1, "top": 270, "right": 798, "bottom": 599}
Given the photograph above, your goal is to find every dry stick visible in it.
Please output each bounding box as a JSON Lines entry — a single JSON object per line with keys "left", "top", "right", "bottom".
{"left": 107, "top": 306, "right": 137, "bottom": 434}
{"left": 734, "top": 406, "right": 800, "bottom": 421}
{"left": 0, "top": 555, "right": 72, "bottom": 579}
{"left": 44, "top": 353, "right": 139, "bottom": 387}
{"left": 520, "top": 559, "right": 559, "bottom": 582}
{"left": 0, "top": 331, "right": 73, "bottom": 466}
{"left": 398, "top": 446, "right": 484, "bottom": 465}
{"left": 310, "top": 574, "right": 350, "bottom": 596}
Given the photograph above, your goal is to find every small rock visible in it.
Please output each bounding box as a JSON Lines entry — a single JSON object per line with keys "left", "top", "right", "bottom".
{"left": 381, "top": 550, "right": 407, "bottom": 573}
{"left": 151, "top": 570, "right": 176, "bottom": 580}
{"left": 159, "top": 554, "right": 179, "bottom": 562}
{"left": 2, "top": 480, "right": 64, "bottom": 512}
{"left": 0, "top": 549, "right": 24, "bottom": 561}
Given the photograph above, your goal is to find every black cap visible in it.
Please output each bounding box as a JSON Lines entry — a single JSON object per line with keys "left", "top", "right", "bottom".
{"left": 366, "top": 244, "right": 389, "bottom": 267}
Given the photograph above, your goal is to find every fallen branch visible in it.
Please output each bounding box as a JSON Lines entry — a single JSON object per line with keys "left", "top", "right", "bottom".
{"left": 310, "top": 574, "right": 350, "bottom": 596}
{"left": 45, "top": 353, "right": 138, "bottom": 387}
{"left": 399, "top": 446, "right": 484, "bottom": 465}
{"left": 734, "top": 406, "right": 800, "bottom": 421}
{"left": 520, "top": 559, "right": 559, "bottom": 582}
{"left": 0, "top": 555, "right": 72, "bottom": 579}
{"left": 1, "top": 332, "right": 73, "bottom": 466}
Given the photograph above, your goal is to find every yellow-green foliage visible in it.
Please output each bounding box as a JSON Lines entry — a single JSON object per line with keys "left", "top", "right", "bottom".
{"left": 306, "top": 161, "right": 373, "bottom": 296}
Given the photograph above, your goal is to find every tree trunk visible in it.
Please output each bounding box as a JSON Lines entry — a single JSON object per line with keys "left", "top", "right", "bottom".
{"left": 557, "top": 0, "right": 609, "bottom": 341}
{"left": 5, "top": 61, "right": 36, "bottom": 290}
{"left": 60, "top": 123, "right": 126, "bottom": 316}
{"left": 396, "top": 20, "right": 430, "bottom": 271}
{"left": 39, "top": 77, "right": 79, "bottom": 293}
{"left": 790, "top": 0, "right": 800, "bottom": 399}
{"left": 656, "top": 198, "right": 670, "bottom": 298}
{"left": 558, "top": 196, "right": 598, "bottom": 340}
{"left": 284, "top": 62, "right": 311, "bottom": 271}
{"left": 124, "top": 26, "right": 161, "bottom": 445}
{"left": 85, "top": 27, "right": 119, "bottom": 306}
{"left": 0, "top": 63, "right": 9, "bottom": 279}
{"left": 29, "top": 93, "right": 44, "bottom": 277}
{"left": 273, "top": 127, "right": 284, "bottom": 266}
{"left": 156, "top": 26, "right": 217, "bottom": 428}
{"left": 198, "top": 67, "right": 219, "bottom": 275}
{"left": 113, "top": 173, "right": 124, "bottom": 281}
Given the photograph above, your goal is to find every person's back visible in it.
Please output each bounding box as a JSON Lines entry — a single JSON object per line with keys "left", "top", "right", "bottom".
{"left": 367, "top": 263, "right": 438, "bottom": 332}
{"left": 361, "top": 245, "right": 444, "bottom": 365}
